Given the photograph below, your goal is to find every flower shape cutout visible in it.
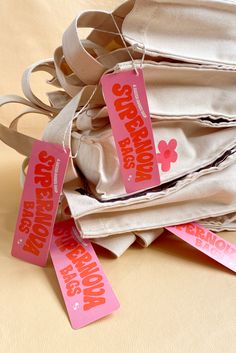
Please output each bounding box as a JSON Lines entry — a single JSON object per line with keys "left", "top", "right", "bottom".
{"left": 156, "top": 139, "right": 178, "bottom": 172}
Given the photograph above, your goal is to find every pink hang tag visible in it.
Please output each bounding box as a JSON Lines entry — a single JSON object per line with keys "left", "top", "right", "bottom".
{"left": 166, "top": 222, "right": 236, "bottom": 272}
{"left": 101, "top": 68, "right": 160, "bottom": 193}
{"left": 50, "top": 219, "right": 120, "bottom": 329}
{"left": 11, "top": 140, "right": 70, "bottom": 267}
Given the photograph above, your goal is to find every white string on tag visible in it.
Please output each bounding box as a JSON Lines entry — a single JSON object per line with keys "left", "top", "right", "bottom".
{"left": 141, "top": 44, "right": 146, "bottom": 70}
{"left": 62, "top": 86, "right": 98, "bottom": 158}
{"left": 132, "top": 42, "right": 146, "bottom": 70}
{"left": 61, "top": 13, "right": 148, "bottom": 159}
{"left": 92, "top": 13, "right": 147, "bottom": 75}
{"left": 110, "top": 13, "right": 139, "bottom": 76}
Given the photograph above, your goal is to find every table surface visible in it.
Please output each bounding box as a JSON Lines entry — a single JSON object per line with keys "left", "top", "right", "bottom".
{"left": 0, "top": 1, "right": 236, "bottom": 353}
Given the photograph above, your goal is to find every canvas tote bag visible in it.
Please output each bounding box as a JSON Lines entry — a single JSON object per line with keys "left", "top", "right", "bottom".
{"left": 1, "top": 0, "right": 236, "bottom": 256}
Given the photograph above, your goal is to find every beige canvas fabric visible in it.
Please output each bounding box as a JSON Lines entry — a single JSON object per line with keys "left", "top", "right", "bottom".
{"left": 63, "top": 151, "right": 236, "bottom": 236}
{"left": 44, "top": 61, "right": 236, "bottom": 198}
{"left": 199, "top": 212, "right": 236, "bottom": 231}
{"left": 72, "top": 60, "right": 236, "bottom": 133}
{"left": 0, "top": 0, "right": 134, "bottom": 157}
{"left": 72, "top": 120, "right": 236, "bottom": 200}
{"left": 3, "top": 2, "right": 236, "bottom": 157}
{"left": 91, "top": 228, "right": 164, "bottom": 257}
{"left": 89, "top": 214, "right": 236, "bottom": 256}
{"left": 69, "top": 61, "right": 236, "bottom": 200}
{"left": 61, "top": 1, "right": 135, "bottom": 85}
{"left": 126, "top": 62, "right": 236, "bottom": 119}
{"left": 59, "top": 0, "right": 236, "bottom": 88}
{"left": 1, "top": 0, "right": 236, "bottom": 257}
{"left": 122, "top": 0, "right": 236, "bottom": 67}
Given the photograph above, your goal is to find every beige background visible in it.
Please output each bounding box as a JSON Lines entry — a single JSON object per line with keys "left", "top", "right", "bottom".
{"left": 0, "top": 1, "right": 236, "bottom": 352}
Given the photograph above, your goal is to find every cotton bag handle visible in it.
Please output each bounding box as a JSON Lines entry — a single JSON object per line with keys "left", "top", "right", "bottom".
{"left": 42, "top": 84, "right": 100, "bottom": 182}
{"left": 62, "top": 10, "right": 115, "bottom": 85}
{"left": 21, "top": 58, "right": 61, "bottom": 114}
{"left": 62, "top": 0, "right": 135, "bottom": 85}
{"left": 0, "top": 94, "right": 54, "bottom": 155}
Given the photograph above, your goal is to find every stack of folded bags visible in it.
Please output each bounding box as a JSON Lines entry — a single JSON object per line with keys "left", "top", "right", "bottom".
{"left": 1, "top": 0, "right": 236, "bottom": 257}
